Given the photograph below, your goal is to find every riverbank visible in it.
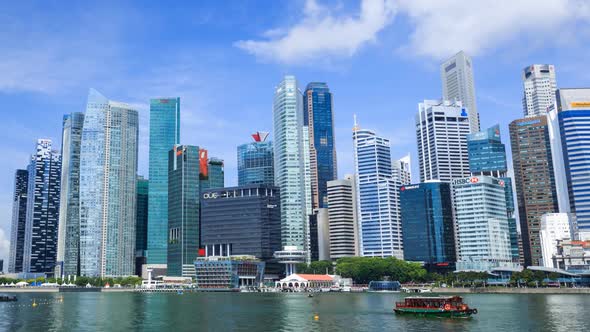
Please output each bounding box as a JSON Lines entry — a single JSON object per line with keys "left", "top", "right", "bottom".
{"left": 432, "top": 287, "right": 590, "bottom": 294}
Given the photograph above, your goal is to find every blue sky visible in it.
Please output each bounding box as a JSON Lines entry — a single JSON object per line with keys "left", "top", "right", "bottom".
{"left": 1, "top": 0, "right": 589, "bottom": 263}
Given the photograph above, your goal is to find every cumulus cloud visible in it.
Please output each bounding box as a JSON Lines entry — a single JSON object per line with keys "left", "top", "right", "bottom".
{"left": 235, "top": 0, "right": 397, "bottom": 63}
{"left": 0, "top": 226, "right": 10, "bottom": 268}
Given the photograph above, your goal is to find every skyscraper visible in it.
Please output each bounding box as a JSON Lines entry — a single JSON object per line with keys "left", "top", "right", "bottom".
{"left": 441, "top": 51, "right": 479, "bottom": 132}
{"left": 416, "top": 100, "right": 471, "bottom": 182}
{"left": 393, "top": 155, "right": 412, "bottom": 185}
{"left": 8, "top": 169, "right": 28, "bottom": 273}
{"left": 510, "top": 116, "right": 559, "bottom": 266}
{"left": 79, "top": 89, "right": 138, "bottom": 277}
{"left": 353, "top": 121, "right": 403, "bottom": 258}
{"left": 304, "top": 82, "right": 337, "bottom": 209}
{"left": 327, "top": 175, "right": 359, "bottom": 259}
{"left": 56, "top": 112, "right": 84, "bottom": 277}
{"left": 147, "top": 97, "right": 180, "bottom": 265}
{"left": 467, "top": 124, "right": 520, "bottom": 262}
{"left": 202, "top": 157, "right": 224, "bottom": 190}
{"left": 553, "top": 88, "right": 590, "bottom": 238}
{"left": 522, "top": 64, "right": 557, "bottom": 117}
{"left": 539, "top": 213, "right": 577, "bottom": 267}
{"left": 136, "top": 176, "right": 149, "bottom": 275}
{"left": 23, "top": 139, "right": 62, "bottom": 274}
{"left": 168, "top": 145, "right": 200, "bottom": 277}
{"left": 237, "top": 132, "right": 274, "bottom": 186}
{"left": 453, "top": 176, "right": 513, "bottom": 271}
{"left": 400, "top": 181, "right": 456, "bottom": 272}
{"left": 272, "top": 76, "right": 310, "bottom": 252}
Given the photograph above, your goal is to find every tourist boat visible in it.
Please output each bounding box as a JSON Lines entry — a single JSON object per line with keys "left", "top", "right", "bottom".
{"left": 394, "top": 296, "right": 477, "bottom": 318}
{"left": 0, "top": 295, "right": 17, "bottom": 302}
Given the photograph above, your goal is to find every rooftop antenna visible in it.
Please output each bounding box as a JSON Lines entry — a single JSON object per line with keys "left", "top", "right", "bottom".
{"left": 353, "top": 114, "right": 360, "bottom": 131}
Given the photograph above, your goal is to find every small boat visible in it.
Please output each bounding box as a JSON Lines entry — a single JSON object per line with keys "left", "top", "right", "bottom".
{"left": 394, "top": 296, "right": 477, "bottom": 318}
{"left": 308, "top": 294, "right": 314, "bottom": 298}
{"left": 0, "top": 295, "right": 17, "bottom": 302}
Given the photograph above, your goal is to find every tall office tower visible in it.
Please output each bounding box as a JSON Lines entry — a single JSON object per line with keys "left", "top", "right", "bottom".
{"left": 135, "top": 176, "right": 149, "bottom": 276}
{"left": 56, "top": 112, "right": 84, "bottom": 277}
{"left": 416, "top": 100, "right": 471, "bottom": 182}
{"left": 205, "top": 158, "right": 225, "bottom": 189}
{"left": 8, "top": 169, "right": 28, "bottom": 273}
{"left": 539, "top": 213, "right": 577, "bottom": 267}
{"left": 353, "top": 121, "right": 403, "bottom": 258}
{"left": 522, "top": 64, "right": 557, "bottom": 117}
{"left": 147, "top": 97, "right": 180, "bottom": 265}
{"left": 304, "top": 82, "right": 337, "bottom": 209}
{"left": 272, "top": 76, "right": 309, "bottom": 252}
{"left": 327, "top": 175, "right": 359, "bottom": 259}
{"left": 393, "top": 155, "right": 412, "bottom": 185}
{"left": 441, "top": 51, "right": 479, "bottom": 132}
{"left": 467, "top": 125, "right": 520, "bottom": 262}
{"left": 168, "top": 145, "right": 201, "bottom": 277}
{"left": 552, "top": 88, "right": 590, "bottom": 238}
{"left": 510, "top": 116, "right": 559, "bottom": 266}
{"left": 23, "top": 139, "right": 62, "bottom": 274}
{"left": 400, "top": 181, "right": 456, "bottom": 272}
{"left": 79, "top": 89, "right": 138, "bottom": 277}
{"left": 237, "top": 132, "right": 274, "bottom": 186}
{"left": 453, "top": 176, "right": 514, "bottom": 271}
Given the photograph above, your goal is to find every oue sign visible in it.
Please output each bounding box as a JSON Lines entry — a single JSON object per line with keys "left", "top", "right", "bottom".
{"left": 203, "top": 192, "right": 219, "bottom": 200}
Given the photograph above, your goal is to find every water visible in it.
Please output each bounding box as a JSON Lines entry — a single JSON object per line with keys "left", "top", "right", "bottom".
{"left": 1, "top": 292, "right": 589, "bottom": 331}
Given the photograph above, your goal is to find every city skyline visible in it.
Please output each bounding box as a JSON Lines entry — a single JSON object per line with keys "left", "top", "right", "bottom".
{"left": 1, "top": 1, "right": 590, "bottom": 265}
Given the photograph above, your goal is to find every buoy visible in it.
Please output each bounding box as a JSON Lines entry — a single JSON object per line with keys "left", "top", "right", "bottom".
{"left": 32, "top": 300, "right": 38, "bottom": 307}
{"left": 314, "top": 314, "right": 319, "bottom": 321}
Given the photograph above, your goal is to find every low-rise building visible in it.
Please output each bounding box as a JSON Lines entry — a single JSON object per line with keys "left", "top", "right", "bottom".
{"left": 194, "top": 256, "right": 265, "bottom": 290}
{"left": 539, "top": 213, "right": 577, "bottom": 267}
{"left": 275, "top": 274, "right": 335, "bottom": 289}
{"left": 552, "top": 240, "right": 590, "bottom": 273}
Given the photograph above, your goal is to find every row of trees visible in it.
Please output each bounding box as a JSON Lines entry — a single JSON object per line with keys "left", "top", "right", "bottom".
{"left": 0, "top": 276, "right": 143, "bottom": 287}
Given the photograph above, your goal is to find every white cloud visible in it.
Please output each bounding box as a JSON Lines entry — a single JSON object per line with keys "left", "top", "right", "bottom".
{"left": 397, "top": 0, "right": 590, "bottom": 59}
{"left": 0, "top": 223, "right": 11, "bottom": 269}
{"left": 235, "top": 0, "right": 396, "bottom": 64}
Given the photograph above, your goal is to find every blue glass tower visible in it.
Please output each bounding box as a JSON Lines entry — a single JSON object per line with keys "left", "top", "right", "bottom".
{"left": 400, "top": 182, "right": 456, "bottom": 271}
{"left": 467, "top": 124, "right": 520, "bottom": 262}
{"left": 147, "top": 97, "right": 180, "bottom": 265}
{"left": 8, "top": 169, "right": 28, "bottom": 273}
{"left": 304, "top": 82, "right": 337, "bottom": 209}
{"left": 237, "top": 132, "right": 274, "bottom": 186}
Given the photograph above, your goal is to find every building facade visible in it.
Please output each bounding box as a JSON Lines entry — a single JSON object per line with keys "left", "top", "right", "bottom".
{"left": 194, "top": 256, "right": 265, "bottom": 290}
{"left": 167, "top": 145, "right": 201, "bottom": 277}
{"left": 393, "top": 155, "right": 412, "bottom": 185}
{"left": 327, "top": 175, "right": 359, "bottom": 259}
{"left": 453, "top": 176, "right": 513, "bottom": 271}
{"left": 56, "top": 112, "right": 84, "bottom": 277}
{"left": 510, "top": 116, "right": 559, "bottom": 266}
{"left": 416, "top": 100, "right": 471, "bottom": 182}
{"left": 540, "top": 213, "right": 577, "bottom": 267}
{"left": 136, "top": 176, "right": 149, "bottom": 275}
{"left": 237, "top": 132, "right": 274, "bottom": 186}
{"left": 303, "top": 82, "right": 337, "bottom": 209}
{"left": 353, "top": 123, "right": 403, "bottom": 258}
{"left": 23, "top": 139, "right": 62, "bottom": 274}
{"left": 522, "top": 64, "right": 557, "bottom": 117}
{"left": 79, "top": 89, "right": 138, "bottom": 277}
{"left": 147, "top": 97, "right": 180, "bottom": 265}
{"left": 201, "top": 157, "right": 224, "bottom": 190}
{"left": 8, "top": 169, "right": 28, "bottom": 273}
{"left": 400, "top": 181, "right": 456, "bottom": 272}
{"left": 441, "top": 51, "right": 479, "bottom": 132}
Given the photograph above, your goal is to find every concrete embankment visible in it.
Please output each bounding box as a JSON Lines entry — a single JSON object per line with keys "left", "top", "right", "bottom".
{"left": 432, "top": 287, "right": 590, "bottom": 294}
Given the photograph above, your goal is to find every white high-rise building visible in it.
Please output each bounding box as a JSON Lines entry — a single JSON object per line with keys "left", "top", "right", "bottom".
{"left": 441, "top": 51, "right": 479, "bottom": 132}
{"left": 327, "top": 175, "right": 359, "bottom": 258}
{"left": 416, "top": 100, "right": 471, "bottom": 182}
{"left": 539, "top": 213, "right": 577, "bottom": 267}
{"left": 272, "top": 76, "right": 310, "bottom": 274}
{"left": 353, "top": 119, "right": 403, "bottom": 258}
{"left": 453, "top": 176, "right": 514, "bottom": 271}
{"left": 393, "top": 154, "right": 411, "bottom": 185}
{"left": 522, "top": 64, "right": 557, "bottom": 117}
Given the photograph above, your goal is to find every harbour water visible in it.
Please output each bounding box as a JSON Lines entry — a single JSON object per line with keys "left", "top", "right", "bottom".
{"left": 1, "top": 292, "right": 589, "bottom": 331}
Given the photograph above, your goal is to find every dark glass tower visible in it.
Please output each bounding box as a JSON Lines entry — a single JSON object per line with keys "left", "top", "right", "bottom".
{"left": 237, "top": 132, "right": 274, "bottom": 186}
{"left": 304, "top": 82, "right": 337, "bottom": 209}
{"left": 136, "top": 176, "right": 149, "bottom": 275}
{"left": 510, "top": 116, "right": 559, "bottom": 266}
{"left": 400, "top": 182, "right": 456, "bottom": 272}
{"left": 168, "top": 145, "right": 201, "bottom": 277}
{"left": 8, "top": 169, "right": 28, "bottom": 273}
{"left": 23, "top": 139, "right": 62, "bottom": 274}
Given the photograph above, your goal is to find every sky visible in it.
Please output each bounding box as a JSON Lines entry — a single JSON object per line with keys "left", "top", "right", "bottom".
{"left": 1, "top": 0, "right": 589, "bottom": 266}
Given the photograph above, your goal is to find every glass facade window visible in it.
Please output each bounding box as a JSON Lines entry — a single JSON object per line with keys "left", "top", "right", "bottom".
{"left": 147, "top": 97, "right": 180, "bottom": 265}
{"left": 237, "top": 140, "right": 274, "bottom": 186}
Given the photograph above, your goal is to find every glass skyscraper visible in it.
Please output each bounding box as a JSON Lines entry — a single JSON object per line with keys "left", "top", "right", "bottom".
{"left": 23, "top": 139, "right": 62, "bottom": 274}
{"left": 147, "top": 97, "right": 180, "bottom": 265}
{"left": 304, "top": 82, "right": 337, "bottom": 209}
{"left": 400, "top": 182, "right": 456, "bottom": 271}
{"left": 201, "top": 157, "right": 224, "bottom": 190}
{"left": 168, "top": 145, "right": 200, "bottom": 277}
{"left": 237, "top": 132, "right": 274, "bottom": 186}
{"left": 8, "top": 169, "right": 28, "bottom": 273}
{"left": 56, "top": 112, "right": 84, "bottom": 277}
{"left": 136, "top": 176, "right": 149, "bottom": 275}
{"left": 353, "top": 122, "right": 403, "bottom": 258}
{"left": 79, "top": 89, "right": 138, "bottom": 277}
